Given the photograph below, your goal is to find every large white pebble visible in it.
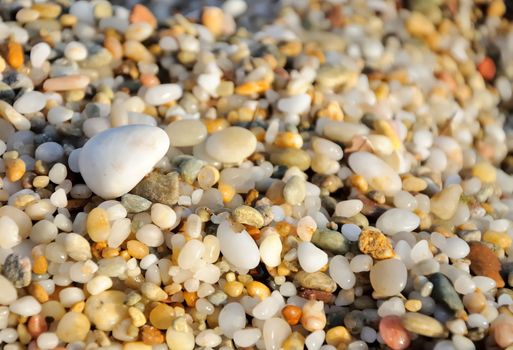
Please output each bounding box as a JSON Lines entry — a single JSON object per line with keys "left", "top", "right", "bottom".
{"left": 376, "top": 208, "right": 420, "bottom": 235}
{"left": 348, "top": 151, "right": 401, "bottom": 195}
{"left": 218, "top": 302, "right": 247, "bottom": 338}
{"left": 144, "top": 84, "right": 183, "bottom": 105}
{"left": 329, "top": 255, "right": 356, "bottom": 289}
{"left": 217, "top": 220, "right": 260, "bottom": 270}
{"left": 9, "top": 296, "right": 41, "bottom": 316}
{"left": 443, "top": 237, "right": 470, "bottom": 259}
{"left": 206, "top": 127, "right": 257, "bottom": 163}
{"left": 233, "top": 328, "right": 262, "bottom": 347}
{"left": 259, "top": 233, "right": 282, "bottom": 267}
{"left": 78, "top": 125, "right": 170, "bottom": 199}
{"left": 14, "top": 91, "right": 47, "bottom": 114}
{"left": 0, "top": 216, "right": 21, "bottom": 249}
{"left": 298, "top": 242, "right": 328, "bottom": 273}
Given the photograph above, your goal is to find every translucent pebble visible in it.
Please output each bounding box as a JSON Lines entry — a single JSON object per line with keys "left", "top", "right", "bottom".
{"left": 151, "top": 203, "right": 176, "bottom": 229}
{"left": 312, "top": 137, "right": 343, "bottom": 160}
{"left": 218, "top": 302, "right": 247, "bottom": 338}
{"left": 136, "top": 224, "right": 164, "bottom": 247}
{"left": 166, "top": 119, "right": 207, "bottom": 147}
{"left": 30, "top": 42, "right": 51, "bottom": 67}
{"left": 410, "top": 240, "right": 433, "bottom": 263}
{"left": 306, "top": 330, "right": 325, "bottom": 350}
{"left": 35, "top": 142, "right": 64, "bottom": 163}
{"left": 86, "top": 275, "right": 112, "bottom": 295}
{"left": 452, "top": 335, "right": 475, "bottom": 350}
{"left": 233, "top": 328, "right": 262, "bottom": 347}
{"left": 350, "top": 254, "right": 373, "bottom": 273}
{"left": 259, "top": 233, "right": 282, "bottom": 267}
{"left": 37, "top": 332, "right": 59, "bottom": 350}
{"left": 341, "top": 224, "right": 362, "bottom": 241}
{"left": 472, "top": 276, "right": 496, "bottom": 293}
{"left": 144, "top": 84, "right": 183, "bottom": 105}
{"left": 206, "top": 127, "right": 257, "bottom": 164}
{"left": 178, "top": 239, "right": 205, "bottom": 270}
{"left": 453, "top": 275, "right": 476, "bottom": 295}
{"left": 347, "top": 340, "right": 368, "bottom": 350}
{"left": 185, "top": 214, "right": 202, "bottom": 238}
{"left": 252, "top": 291, "right": 284, "bottom": 320}
{"left": 393, "top": 191, "right": 417, "bottom": 210}
{"left": 279, "top": 282, "right": 297, "bottom": 297}
{"left": 329, "top": 255, "right": 356, "bottom": 289}
{"left": 277, "top": 93, "right": 311, "bottom": 114}
{"left": 376, "top": 208, "right": 420, "bottom": 235}
{"left": 298, "top": 242, "right": 328, "bottom": 273}
{"left": 297, "top": 216, "right": 317, "bottom": 241}
{"left": 9, "top": 296, "right": 41, "bottom": 316}
{"left": 348, "top": 152, "right": 401, "bottom": 195}
{"left": 0, "top": 216, "right": 21, "bottom": 249}
{"left": 64, "top": 41, "right": 88, "bottom": 61}
{"left": 108, "top": 218, "right": 131, "bottom": 248}
{"left": 335, "top": 200, "right": 363, "bottom": 218}
{"left": 217, "top": 220, "right": 260, "bottom": 270}
{"left": 263, "top": 318, "right": 291, "bottom": 350}
{"left": 48, "top": 106, "right": 74, "bottom": 124}
{"left": 14, "top": 91, "right": 46, "bottom": 114}
{"left": 377, "top": 297, "right": 406, "bottom": 317}
{"left": 467, "top": 314, "right": 489, "bottom": 329}
{"left": 370, "top": 259, "right": 407, "bottom": 296}
{"left": 443, "top": 237, "right": 470, "bottom": 259}
{"left": 50, "top": 188, "right": 67, "bottom": 208}
{"left": 361, "top": 326, "right": 377, "bottom": 343}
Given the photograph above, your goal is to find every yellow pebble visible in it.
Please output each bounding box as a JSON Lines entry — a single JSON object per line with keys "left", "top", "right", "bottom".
{"left": 33, "top": 175, "right": 50, "bottom": 188}
{"left": 5, "top": 158, "right": 26, "bottom": 182}
{"left": 235, "top": 80, "right": 270, "bottom": 96}
{"left": 224, "top": 281, "right": 244, "bottom": 298}
{"left": 203, "top": 118, "right": 229, "bottom": 134}
{"left": 0, "top": 56, "right": 5, "bottom": 73}
{"left": 32, "top": 255, "right": 48, "bottom": 275}
{"left": 128, "top": 307, "right": 147, "bottom": 327}
{"left": 374, "top": 119, "right": 402, "bottom": 150}
{"left": 183, "top": 291, "right": 198, "bottom": 307}
{"left": 86, "top": 207, "right": 110, "bottom": 242}
{"left": 326, "top": 326, "right": 352, "bottom": 346}
{"left": 7, "top": 41, "right": 24, "bottom": 69}
{"left": 60, "top": 14, "right": 77, "bottom": 26}
{"left": 71, "top": 301, "right": 85, "bottom": 313}
{"left": 30, "top": 283, "right": 49, "bottom": 303}
{"left": 246, "top": 281, "right": 271, "bottom": 300}
{"left": 402, "top": 176, "right": 428, "bottom": 192}
{"left": 282, "top": 331, "right": 305, "bottom": 350}
{"left": 127, "top": 240, "right": 149, "bottom": 259}
{"left": 149, "top": 303, "right": 175, "bottom": 330}
{"left": 124, "top": 342, "right": 152, "bottom": 350}
{"left": 32, "top": 3, "right": 62, "bottom": 18}
{"left": 274, "top": 132, "right": 304, "bottom": 149}
{"left": 405, "top": 299, "right": 422, "bottom": 312}
{"left": 218, "top": 182, "right": 236, "bottom": 203}
{"left": 472, "top": 162, "right": 497, "bottom": 183}
{"left": 488, "top": 0, "right": 506, "bottom": 17}
{"left": 483, "top": 231, "right": 512, "bottom": 250}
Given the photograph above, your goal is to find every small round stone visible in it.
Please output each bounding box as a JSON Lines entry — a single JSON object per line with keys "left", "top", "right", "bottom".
{"left": 166, "top": 119, "right": 208, "bottom": 147}
{"left": 206, "top": 127, "right": 257, "bottom": 163}
{"left": 370, "top": 259, "right": 407, "bottom": 297}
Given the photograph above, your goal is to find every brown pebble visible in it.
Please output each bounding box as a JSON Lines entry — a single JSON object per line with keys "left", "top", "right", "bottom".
{"left": 358, "top": 228, "right": 394, "bottom": 260}
{"left": 297, "top": 288, "right": 334, "bottom": 303}
{"left": 468, "top": 242, "right": 505, "bottom": 288}
{"left": 27, "top": 315, "right": 48, "bottom": 338}
{"left": 282, "top": 305, "right": 302, "bottom": 326}
{"left": 142, "top": 325, "right": 164, "bottom": 345}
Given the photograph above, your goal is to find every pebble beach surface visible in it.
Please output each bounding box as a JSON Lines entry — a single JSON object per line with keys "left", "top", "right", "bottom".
{"left": 0, "top": 0, "right": 513, "bottom": 350}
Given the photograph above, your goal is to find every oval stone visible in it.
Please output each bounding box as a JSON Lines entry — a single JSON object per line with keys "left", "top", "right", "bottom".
{"left": 206, "top": 126, "right": 257, "bottom": 163}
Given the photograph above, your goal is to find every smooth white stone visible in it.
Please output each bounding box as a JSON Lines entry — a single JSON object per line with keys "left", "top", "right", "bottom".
{"left": 329, "top": 255, "right": 356, "bottom": 289}
{"left": 9, "top": 296, "right": 41, "bottom": 316}
{"left": 252, "top": 291, "right": 284, "bottom": 320}
{"left": 376, "top": 208, "right": 420, "bottom": 235}
{"left": 217, "top": 220, "right": 260, "bottom": 270}
{"left": 298, "top": 241, "right": 328, "bottom": 273}
{"left": 233, "top": 328, "right": 261, "bottom": 347}
{"left": 78, "top": 125, "right": 170, "bottom": 199}
{"left": 277, "top": 93, "right": 311, "bottom": 114}
{"left": 335, "top": 200, "right": 363, "bottom": 218}
{"left": 263, "top": 318, "right": 291, "bottom": 350}
{"left": 410, "top": 240, "right": 433, "bottom": 263}
{"left": 259, "top": 233, "right": 282, "bottom": 267}
{"left": 218, "top": 302, "right": 247, "bottom": 338}
{"left": 144, "top": 84, "right": 183, "bottom": 105}
{"left": 306, "top": 330, "right": 325, "bottom": 350}
{"left": 14, "top": 91, "right": 46, "bottom": 114}
{"left": 0, "top": 216, "right": 21, "bottom": 249}
{"left": 206, "top": 127, "right": 257, "bottom": 163}
{"left": 30, "top": 42, "right": 51, "bottom": 68}
{"left": 443, "top": 237, "right": 470, "bottom": 259}
{"left": 348, "top": 151, "right": 401, "bottom": 195}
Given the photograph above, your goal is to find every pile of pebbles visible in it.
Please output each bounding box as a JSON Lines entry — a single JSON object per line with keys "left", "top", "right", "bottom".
{"left": 1, "top": 0, "right": 513, "bottom": 349}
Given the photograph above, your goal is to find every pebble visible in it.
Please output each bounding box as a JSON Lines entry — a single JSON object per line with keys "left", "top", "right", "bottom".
{"left": 294, "top": 271, "right": 337, "bottom": 292}
{"left": 379, "top": 316, "right": 410, "bottom": 350}
{"left": 430, "top": 184, "right": 463, "bottom": 220}
{"left": 376, "top": 208, "right": 420, "bottom": 235}
{"left": 233, "top": 205, "right": 264, "bottom": 228}
{"left": 145, "top": 84, "right": 183, "bottom": 105}
{"left": 13, "top": 91, "right": 46, "bottom": 114}
{"left": 401, "top": 312, "right": 446, "bottom": 338}
{"left": 0, "top": 275, "right": 17, "bottom": 305}
{"left": 84, "top": 291, "right": 127, "bottom": 331}
{"left": 311, "top": 228, "right": 350, "bottom": 255}
{"left": 491, "top": 314, "right": 513, "bottom": 348}
{"left": 283, "top": 175, "right": 306, "bottom": 205}
{"left": 329, "top": 255, "right": 355, "bottom": 290}
{"left": 259, "top": 233, "right": 282, "bottom": 267}
{"left": 298, "top": 241, "right": 328, "bottom": 273}
{"left": 206, "top": 127, "right": 257, "bottom": 163}
{"left": 270, "top": 148, "right": 311, "bottom": 171}
{"left": 10, "top": 296, "right": 41, "bottom": 316}
{"left": 467, "top": 242, "right": 505, "bottom": 288}
{"left": 358, "top": 228, "right": 394, "bottom": 260}
{"left": 122, "top": 194, "right": 152, "bottom": 213}
{"left": 370, "top": 259, "right": 407, "bottom": 297}
{"left": 43, "top": 75, "right": 90, "bottom": 91}
{"left": 217, "top": 220, "right": 259, "bottom": 269}
{"left": 79, "top": 125, "right": 170, "bottom": 198}
{"left": 131, "top": 171, "right": 179, "bottom": 206}
{"left": 166, "top": 120, "right": 207, "bottom": 147}
{"left": 56, "top": 312, "right": 90, "bottom": 342}
{"left": 348, "top": 152, "right": 401, "bottom": 195}
{"left": 335, "top": 200, "right": 363, "bottom": 218}
{"left": 429, "top": 273, "right": 464, "bottom": 312}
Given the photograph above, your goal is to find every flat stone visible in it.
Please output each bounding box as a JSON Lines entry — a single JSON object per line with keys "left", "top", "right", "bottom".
{"left": 311, "top": 228, "right": 350, "bottom": 255}
{"left": 131, "top": 171, "right": 179, "bottom": 206}
{"left": 121, "top": 194, "right": 152, "bottom": 213}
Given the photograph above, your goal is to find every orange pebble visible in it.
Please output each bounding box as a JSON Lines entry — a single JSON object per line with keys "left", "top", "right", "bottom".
{"left": 130, "top": 4, "right": 157, "bottom": 28}
{"left": 140, "top": 73, "right": 160, "bottom": 87}
{"left": 7, "top": 41, "right": 24, "bottom": 69}
{"left": 478, "top": 57, "right": 496, "bottom": 81}
{"left": 235, "top": 80, "right": 270, "bottom": 96}
{"left": 104, "top": 36, "right": 123, "bottom": 61}
{"left": 218, "top": 182, "right": 236, "bottom": 203}
{"left": 27, "top": 315, "right": 48, "bottom": 338}
{"left": 282, "top": 305, "right": 302, "bottom": 325}
{"left": 183, "top": 291, "right": 198, "bottom": 307}
{"left": 203, "top": 118, "right": 229, "bottom": 133}
{"left": 32, "top": 255, "right": 48, "bottom": 274}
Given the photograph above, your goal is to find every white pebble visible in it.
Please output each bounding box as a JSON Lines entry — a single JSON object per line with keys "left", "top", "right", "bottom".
{"left": 298, "top": 241, "right": 328, "bottom": 273}
{"left": 376, "top": 208, "right": 420, "bottom": 235}
{"left": 136, "top": 224, "right": 164, "bottom": 247}
{"left": 335, "top": 200, "right": 363, "bottom": 218}
{"left": 329, "top": 255, "right": 356, "bottom": 289}
{"left": 30, "top": 42, "right": 51, "bottom": 67}
{"left": 144, "top": 84, "right": 183, "bottom": 105}
{"left": 14, "top": 91, "right": 47, "bottom": 114}
{"left": 9, "top": 296, "right": 41, "bottom": 316}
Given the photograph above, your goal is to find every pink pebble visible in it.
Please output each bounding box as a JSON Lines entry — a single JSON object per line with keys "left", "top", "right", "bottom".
{"left": 379, "top": 316, "right": 411, "bottom": 350}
